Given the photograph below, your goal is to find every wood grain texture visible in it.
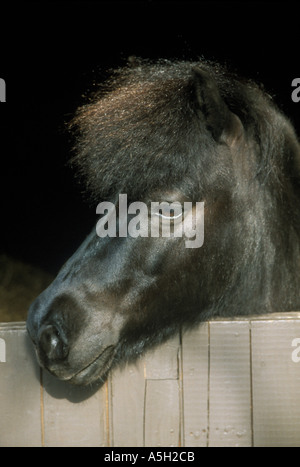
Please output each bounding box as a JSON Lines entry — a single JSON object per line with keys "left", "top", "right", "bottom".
{"left": 110, "top": 359, "right": 145, "bottom": 447}
{"left": 42, "top": 371, "right": 107, "bottom": 447}
{"left": 0, "top": 326, "right": 41, "bottom": 447}
{"left": 1, "top": 315, "right": 300, "bottom": 447}
{"left": 208, "top": 321, "right": 252, "bottom": 447}
{"left": 144, "top": 379, "right": 180, "bottom": 447}
{"left": 181, "top": 323, "right": 209, "bottom": 447}
{"left": 251, "top": 319, "right": 300, "bottom": 447}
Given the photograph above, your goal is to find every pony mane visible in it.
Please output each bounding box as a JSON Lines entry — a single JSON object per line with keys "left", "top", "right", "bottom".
{"left": 68, "top": 58, "right": 300, "bottom": 204}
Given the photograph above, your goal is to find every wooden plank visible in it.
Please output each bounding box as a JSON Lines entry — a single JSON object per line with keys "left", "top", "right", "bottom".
{"left": 251, "top": 319, "right": 300, "bottom": 447}
{"left": 144, "top": 334, "right": 180, "bottom": 379}
{"left": 110, "top": 359, "right": 145, "bottom": 447}
{"left": 181, "top": 323, "right": 209, "bottom": 447}
{"left": 0, "top": 324, "right": 42, "bottom": 447}
{"left": 2, "top": 315, "right": 300, "bottom": 447}
{"left": 210, "top": 312, "right": 300, "bottom": 322}
{"left": 144, "top": 379, "right": 180, "bottom": 447}
{"left": 208, "top": 321, "right": 252, "bottom": 447}
{"left": 42, "top": 371, "right": 107, "bottom": 447}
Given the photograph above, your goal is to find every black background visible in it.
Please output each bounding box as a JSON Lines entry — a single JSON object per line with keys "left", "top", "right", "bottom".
{"left": 0, "top": 1, "right": 299, "bottom": 274}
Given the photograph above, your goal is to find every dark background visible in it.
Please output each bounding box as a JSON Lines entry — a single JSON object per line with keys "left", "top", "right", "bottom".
{"left": 0, "top": 1, "right": 299, "bottom": 274}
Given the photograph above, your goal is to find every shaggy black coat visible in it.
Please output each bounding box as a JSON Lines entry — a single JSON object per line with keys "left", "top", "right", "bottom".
{"left": 27, "top": 59, "right": 300, "bottom": 385}
{"left": 71, "top": 59, "right": 300, "bottom": 317}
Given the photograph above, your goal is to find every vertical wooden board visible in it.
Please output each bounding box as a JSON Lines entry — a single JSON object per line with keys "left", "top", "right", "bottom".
{"left": 42, "top": 371, "right": 107, "bottom": 447}
{"left": 110, "top": 359, "right": 145, "bottom": 447}
{"left": 144, "top": 334, "right": 180, "bottom": 379}
{"left": 251, "top": 319, "right": 300, "bottom": 447}
{"left": 0, "top": 325, "right": 42, "bottom": 447}
{"left": 208, "top": 321, "right": 252, "bottom": 447}
{"left": 181, "top": 323, "right": 209, "bottom": 447}
{"left": 144, "top": 379, "right": 180, "bottom": 447}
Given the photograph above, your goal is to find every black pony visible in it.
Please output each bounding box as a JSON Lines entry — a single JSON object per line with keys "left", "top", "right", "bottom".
{"left": 27, "top": 59, "right": 300, "bottom": 386}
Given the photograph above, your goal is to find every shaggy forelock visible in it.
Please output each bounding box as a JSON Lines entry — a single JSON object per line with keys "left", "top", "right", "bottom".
{"left": 68, "top": 58, "right": 290, "bottom": 204}
{"left": 68, "top": 59, "right": 221, "bottom": 202}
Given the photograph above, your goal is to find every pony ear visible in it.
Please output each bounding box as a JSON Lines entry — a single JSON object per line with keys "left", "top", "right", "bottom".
{"left": 192, "top": 67, "right": 238, "bottom": 143}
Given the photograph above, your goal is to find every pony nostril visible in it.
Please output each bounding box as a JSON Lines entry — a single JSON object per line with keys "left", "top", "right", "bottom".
{"left": 39, "top": 324, "right": 69, "bottom": 361}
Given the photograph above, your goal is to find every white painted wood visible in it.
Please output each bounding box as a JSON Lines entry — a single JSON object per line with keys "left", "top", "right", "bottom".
{"left": 144, "top": 379, "right": 180, "bottom": 447}
{"left": 0, "top": 325, "right": 42, "bottom": 447}
{"left": 181, "top": 323, "right": 209, "bottom": 447}
{"left": 110, "top": 359, "right": 145, "bottom": 447}
{"left": 144, "top": 334, "right": 180, "bottom": 380}
{"left": 208, "top": 321, "right": 252, "bottom": 447}
{"left": 1, "top": 314, "right": 300, "bottom": 447}
{"left": 251, "top": 319, "right": 300, "bottom": 447}
{"left": 42, "top": 371, "right": 107, "bottom": 447}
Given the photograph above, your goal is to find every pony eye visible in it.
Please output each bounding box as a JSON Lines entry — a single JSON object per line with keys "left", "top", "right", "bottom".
{"left": 150, "top": 200, "right": 185, "bottom": 224}
{"left": 155, "top": 210, "right": 182, "bottom": 220}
